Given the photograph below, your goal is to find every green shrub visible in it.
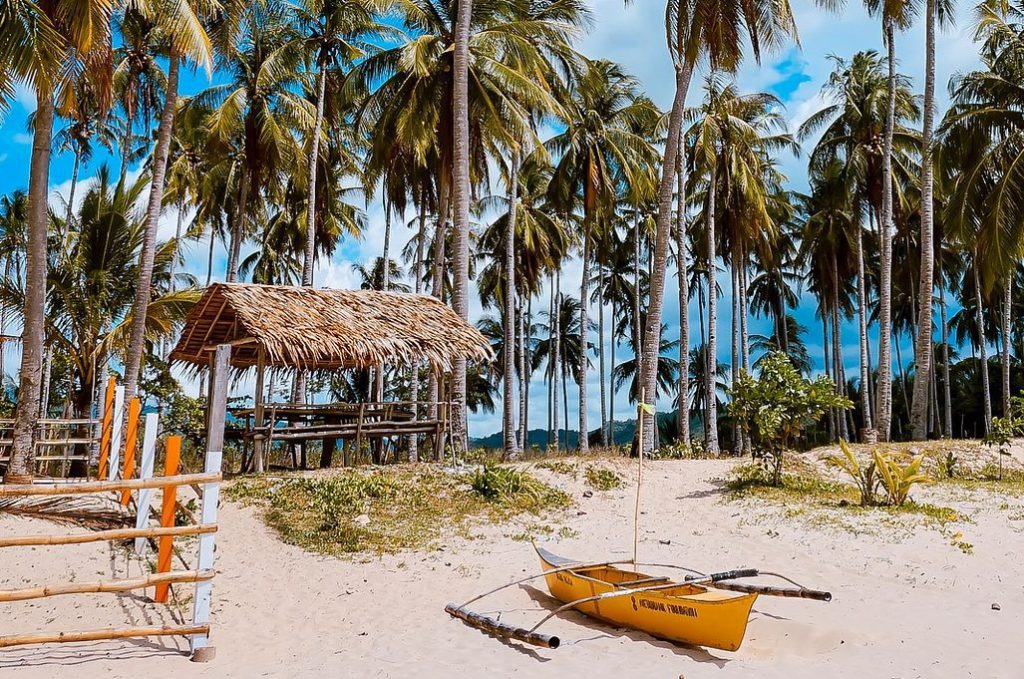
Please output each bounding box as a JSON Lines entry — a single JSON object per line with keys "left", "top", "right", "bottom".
{"left": 729, "top": 352, "right": 852, "bottom": 485}
{"left": 874, "top": 450, "right": 929, "bottom": 507}
{"left": 468, "top": 464, "right": 570, "bottom": 511}
{"left": 584, "top": 465, "right": 622, "bottom": 491}
{"left": 828, "top": 440, "right": 878, "bottom": 506}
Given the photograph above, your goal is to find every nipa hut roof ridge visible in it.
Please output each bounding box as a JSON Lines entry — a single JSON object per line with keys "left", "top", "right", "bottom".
{"left": 169, "top": 283, "right": 493, "bottom": 372}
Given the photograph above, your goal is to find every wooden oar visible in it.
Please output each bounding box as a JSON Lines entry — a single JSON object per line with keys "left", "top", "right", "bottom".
{"left": 528, "top": 568, "right": 759, "bottom": 634}
{"left": 631, "top": 562, "right": 832, "bottom": 601}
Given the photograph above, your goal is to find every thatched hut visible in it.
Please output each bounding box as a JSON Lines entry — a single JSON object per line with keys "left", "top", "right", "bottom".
{"left": 169, "top": 283, "right": 492, "bottom": 470}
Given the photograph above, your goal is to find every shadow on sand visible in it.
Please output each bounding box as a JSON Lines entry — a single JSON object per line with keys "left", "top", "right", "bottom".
{"left": 469, "top": 584, "right": 732, "bottom": 668}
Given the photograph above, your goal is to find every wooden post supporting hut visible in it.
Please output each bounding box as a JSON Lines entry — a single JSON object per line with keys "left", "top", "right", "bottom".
{"left": 168, "top": 283, "right": 492, "bottom": 471}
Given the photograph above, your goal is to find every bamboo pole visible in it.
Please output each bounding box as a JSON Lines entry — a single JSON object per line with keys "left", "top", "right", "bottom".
{"left": 133, "top": 414, "right": 159, "bottom": 552}
{"left": 97, "top": 376, "right": 116, "bottom": 479}
{"left": 0, "top": 472, "right": 220, "bottom": 497}
{"left": 444, "top": 604, "right": 560, "bottom": 649}
{"left": 155, "top": 436, "right": 183, "bottom": 604}
{"left": 633, "top": 388, "right": 645, "bottom": 566}
{"left": 119, "top": 398, "right": 142, "bottom": 505}
{"left": 0, "top": 624, "right": 210, "bottom": 649}
{"left": 0, "top": 524, "right": 216, "bottom": 548}
{"left": 0, "top": 570, "right": 214, "bottom": 603}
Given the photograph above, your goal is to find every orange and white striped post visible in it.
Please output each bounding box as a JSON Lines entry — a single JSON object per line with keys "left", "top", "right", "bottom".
{"left": 119, "top": 398, "right": 142, "bottom": 506}
{"left": 97, "top": 377, "right": 116, "bottom": 479}
{"left": 154, "top": 436, "right": 182, "bottom": 604}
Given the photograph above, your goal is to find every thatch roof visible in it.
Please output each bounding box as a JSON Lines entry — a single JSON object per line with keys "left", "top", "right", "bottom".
{"left": 169, "top": 283, "right": 492, "bottom": 372}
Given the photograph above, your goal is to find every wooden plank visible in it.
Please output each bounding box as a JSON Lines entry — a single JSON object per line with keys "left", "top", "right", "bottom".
{"left": 0, "top": 570, "right": 214, "bottom": 603}
{"left": 0, "top": 524, "right": 216, "bottom": 548}
{"left": 155, "top": 436, "right": 183, "bottom": 604}
{"left": 191, "top": 344, "right": 228, "bottom": 659}
{"left": 98, "top": 378, "right": 116, "bottom": 480}
{"left": 108, "top": 387, "right": 125, "bottom": 481}
{"left": 133, "top": 414, "right": 159, "bottom": 552}
{"left": 0, "top": 624, "right": 210, "bottom": 649}
{"left": 0, "top": 472, "right": 221, "bottom": 497}
{"left": 119, "top": 398, "right": 142, "bottom": 506}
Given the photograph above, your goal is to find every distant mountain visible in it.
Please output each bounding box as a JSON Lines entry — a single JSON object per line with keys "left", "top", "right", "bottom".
{"left": 471, "top": 415, "right": 701, "bottom": 450}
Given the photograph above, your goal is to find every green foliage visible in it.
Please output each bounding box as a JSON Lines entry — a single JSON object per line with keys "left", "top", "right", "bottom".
{"left": 730, "top": 352, "right": 852, "bottom": 485}
{"left": 583, "top": 465, "right": 622, "bottom": 491}
{"left": 984, "top": 395, "right": 1024, "bottom": 481}
{"left": 828, "top": 440, "right": 878, "bottom": 506}
{"left": 226, "top": 466, "right": 570, "bottom": 556}
{"left": 536, "top": 460, "right": 577, "bottom": 476}
{"left": 467, "top": 465, "right": 570, "bottom": 512}
{"left": 873, "top": 450, "right": 930, "bottom": 507}
{"left": 938, "top": 451, "right": 959, "bottom": 479}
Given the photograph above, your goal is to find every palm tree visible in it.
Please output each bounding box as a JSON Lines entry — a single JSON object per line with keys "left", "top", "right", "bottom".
{"left": 802, "top": 50, "right": 920, "bottom": 440}
{"left": 1, "top": 0, "right": 114, "bottom": 482}
{"left": 122, "top": 0, "right": 215, "bottom": 400}
{"left": 631, "top": 0, "right": 799, "bottom": 455}
{"left": 909, "top": 0, "right": 957, "bottom": 439}
{"left": 548, "top": 59, "right": 659, "bottom": 452}
{"left": 198, "top": 2, "right": 306, "bottom": 283}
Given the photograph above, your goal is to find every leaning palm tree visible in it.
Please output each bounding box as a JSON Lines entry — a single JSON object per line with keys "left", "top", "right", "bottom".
{"left": 630, "top": 0, "right": 799, "bottom": 454}
{"left": 0, "top": 0, "right": 114, "bottom": 482}
{"left": 122, "top": 0, "right": 215, "bottom": 400}
{"left": 547, "top": 59, "right": 660, "bottom": 452}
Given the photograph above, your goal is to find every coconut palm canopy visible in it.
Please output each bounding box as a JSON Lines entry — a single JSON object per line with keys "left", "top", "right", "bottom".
{"left": 170, "top": 283, "right": 493, "bottom": 372}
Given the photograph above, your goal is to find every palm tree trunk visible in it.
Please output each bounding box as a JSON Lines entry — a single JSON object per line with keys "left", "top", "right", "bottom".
{"left": 502, "top": 150, "right": 520, "bottom": 457}
{"left": 39, "top": 347, "right": 52, "bottom": 418}
{"left": 823, "top": 314, "right": 835, "bottom": 441}
{"left": 302, "top": 68, "right": 327, "bottom": 288}
{"left": 0, "top": 255, "right": 10, "bottom": 381}
{"left": 428, "top": 193, "right": 449, "bottom": 437}
{"left": 119, "top": 116, "right": 133, "bottom": 188}
{"left": 449, "top": 0, "right": 474, "bottom": 455}
{"left": 227, "top": 172, "right": 249, "bottom": 283}
{"left": 123, "top": 51, "right": 180, "bottom": 400}
{"left": 7, "top": 88, "right": 56, "bottom": 483}
{"left": 1002, "top": 278, "right": 1012, "bottom": 416}
{"left": 730, "top": 251, "right": 740, "bottom": 451}
{"left": 552, "top": 273, "right": 561, "bottom": 451}
{"left": 410, "top": 193, "right": 427, "bottom": 463}
{"left": 676, "top": 146, "right": 690, "bottom": 444}
{"left": 633, "top": 213, "right": 643, "bottom": 374}
{"left": 640, "top": 60, "right": 694, "bottom": 454}
{"left": 910, "top": 0, "right": 937, "bottom": 441}
{"left": 856, "top": 214, "right": 874, "bottom": 440}
{"left": 598, "top": 266, "right": 608, "bottom": 447}
{"left": 939, "top": 268, "right": 952, "bottom": 437}
{"left": 610, "top": 296, "right": 617, "bottom": 442}
{"left": 578, "top": 229, "right": 590, "bottom": 453}
{"left": 830, "top": 251, "right": 848, "bottom": 441}
{"left": 64, "top": 150, "right": 81, "bottom": 234}
{"left": 876, "top": 19, "right": 898, "bottom": 442}
{"left": 705, "top": 172, "right": 719, "bottom": 454}
{"left": 518, "top": 297, "right": 528, "bottom": 449}
{"left": 974, "top": 261, "right": 992, "bottom": 433}
{"left": 373, "top": 208, "right": 393, "bottom": 404}
{"left": 206, "top": 225, "right": 217, "bottom": 286}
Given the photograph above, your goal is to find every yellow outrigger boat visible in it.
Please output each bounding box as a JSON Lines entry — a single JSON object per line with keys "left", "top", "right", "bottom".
{"left": 446, "top": 545, "right": 831, "bottom": 651}
{"left": 536, "top": 545, "right": 758, "bottom": 651}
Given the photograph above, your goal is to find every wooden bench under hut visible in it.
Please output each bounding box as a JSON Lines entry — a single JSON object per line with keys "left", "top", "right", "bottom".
{"left": 168, "top": 283, "right": 492, "bottom": 471}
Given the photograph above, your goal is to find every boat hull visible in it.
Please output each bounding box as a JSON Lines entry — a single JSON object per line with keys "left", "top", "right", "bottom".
{"left": 536, "top": 546, "right": 757, "bottom": 651}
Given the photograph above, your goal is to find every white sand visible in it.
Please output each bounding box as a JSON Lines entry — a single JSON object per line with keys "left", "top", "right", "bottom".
{"left": 0, "top": 455, "right": 1021, "bottom": 678}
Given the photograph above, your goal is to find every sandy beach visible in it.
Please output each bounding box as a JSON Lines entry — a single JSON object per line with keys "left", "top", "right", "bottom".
{"left": 0, "top": 452, "right": 1021, "bottom": 679}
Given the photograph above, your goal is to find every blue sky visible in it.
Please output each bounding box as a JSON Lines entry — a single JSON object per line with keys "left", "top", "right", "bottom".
{"left": 0, "top": 1, "right": 988, "bottom": 437}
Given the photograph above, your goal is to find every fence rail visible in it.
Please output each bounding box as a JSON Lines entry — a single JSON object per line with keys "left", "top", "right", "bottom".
{"left": 0, "top": 343, "right": 233, "bottom": 663}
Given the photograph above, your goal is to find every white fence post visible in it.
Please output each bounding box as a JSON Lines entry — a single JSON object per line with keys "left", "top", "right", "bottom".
{"left": 190, "top": 343, "right": 229, "bottom": 662}
{"left": 133, "top": 413, "right": 159, "bottom": 554}
{"left": 108, "top": 386, "right": 125, "bottom": 481}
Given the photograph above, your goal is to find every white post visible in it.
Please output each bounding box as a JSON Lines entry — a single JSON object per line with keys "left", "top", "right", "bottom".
{"left": 133, "top": 413, "right": 159, "bottom": 554}
{"left": 191, "top": 344, "right": 229, "bottom": 662}
{"left": 108, "top": 386, "right": 125, "bottom": 481}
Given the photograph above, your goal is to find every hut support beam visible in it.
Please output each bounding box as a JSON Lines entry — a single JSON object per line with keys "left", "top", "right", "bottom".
{"left": 253, "top": 347, "right": 266, "bottom": 473}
